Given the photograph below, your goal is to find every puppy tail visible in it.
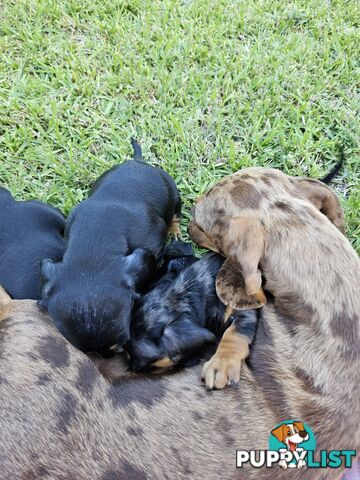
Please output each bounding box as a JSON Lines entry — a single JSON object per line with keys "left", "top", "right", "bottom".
{"left": 131, "top": 137, "right": 144, "bottom": 162}
{"left": 320, "top": 147, "right": 344, "bottom": 184}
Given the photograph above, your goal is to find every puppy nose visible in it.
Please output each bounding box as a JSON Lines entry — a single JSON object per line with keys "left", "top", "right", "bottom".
{"left": 299, "top": 430, "right": 308, "bottom": 438}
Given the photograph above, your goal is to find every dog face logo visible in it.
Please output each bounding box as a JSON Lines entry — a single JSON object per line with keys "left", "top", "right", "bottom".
{"left": 269, "top": 420, "right": 316, "bottom": 469}
{"left": 271, "top": 421, "right": 309, "bottom": 452}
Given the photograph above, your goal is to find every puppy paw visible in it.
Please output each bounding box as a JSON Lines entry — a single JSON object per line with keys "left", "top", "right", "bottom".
{"left": 168, "top": 215, "right": 181, "bottom": 238}
{"left": 201, "top": 325, "right": 249, "bottom": 390}
{"left": 201, "top": 354, "right": 242, "bottom": 390}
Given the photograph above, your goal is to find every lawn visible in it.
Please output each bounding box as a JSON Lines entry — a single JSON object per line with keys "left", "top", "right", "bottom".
{"left": 0, "top": 0, "right": 359, "bottom": 251}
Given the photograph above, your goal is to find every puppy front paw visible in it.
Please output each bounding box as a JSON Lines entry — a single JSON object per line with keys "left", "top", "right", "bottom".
{"left": 201, "top": 324, "right": 249, "bottom": 390}
{"left": 168, "top": 215, "right": 181, "bottom": 239}
{"left": 201, "top": 354, "right": 242, "bottom": 390}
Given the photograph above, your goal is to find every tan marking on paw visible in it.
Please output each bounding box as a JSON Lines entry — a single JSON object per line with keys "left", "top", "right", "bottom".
{"left": 201, "top": 325, "right": 249, "bottom": 390}
{"left": 168, "top": 215, "right": 181, "bottom": 239}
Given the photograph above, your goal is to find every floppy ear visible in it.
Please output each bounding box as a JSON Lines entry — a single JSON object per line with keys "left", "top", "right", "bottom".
{"left": 0, "top": 285, "right": 11, "bottom": 306}
{"left": 271, "top": 424, "right": 288, "bottom": 444}
{"left": 215, "top": 216, "right": 266, "bottom": 308}
{"left": 41, "top": 259, "right": 59, "bottom": 282}
{"left": 167, "top": 256, "right": 197, "bottom": 274}
{"left": 161, "top": 318, "right": 216, "bottom": 360}
{"left": 293, "top": 421, "right": 305, "bottom": 432}
{"left": 292, "top": 178, "right": 345, "bottom": 234}
{"left": 123, "top": 248, "right": 156, "bottom": 289}
{"left": 216, "top": 259, "right": 266, "bottom": 310}
{"left": 40, "top": 259, "right": 61, "bottom": 301}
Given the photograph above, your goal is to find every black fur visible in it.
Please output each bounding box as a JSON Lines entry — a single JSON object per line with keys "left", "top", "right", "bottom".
{"left": 127, "top": 241, "right": 258, "bottom": 372}
{"left": 131, "top": 137, "right": 143, "bottom": 162}
{"left": 0, "top": 187, "right": 65, "bottom": 300}
{"left": 140, "top": 239, "right": 196, "bottom": 294}
{"left": 320, "top": 148, "right": 344, "bottom": 184}
{"left": 40, "top": 140, "right": 182, "bottom": 353}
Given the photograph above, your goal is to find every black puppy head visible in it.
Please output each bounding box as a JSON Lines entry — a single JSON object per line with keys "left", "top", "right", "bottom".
{"left": 42, "top": 283, "right": 135, "bottom": 352}
{"left": 39, "top": 248, "right": 155, "bottom": 352}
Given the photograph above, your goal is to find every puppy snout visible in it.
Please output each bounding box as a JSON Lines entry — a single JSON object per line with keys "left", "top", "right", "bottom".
{"left": 299, "top": 430, "right": 308, "bottom": 439}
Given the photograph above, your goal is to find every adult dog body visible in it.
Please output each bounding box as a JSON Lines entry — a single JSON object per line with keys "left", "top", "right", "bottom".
{"left": 0, "top": 286, "right": 356, "bottom": 480}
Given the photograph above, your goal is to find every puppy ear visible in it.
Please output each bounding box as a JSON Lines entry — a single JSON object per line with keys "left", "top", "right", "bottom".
{"left": 216, "top": 259, "right": 266, "bottom": 310}
{"left": 271, "top": 424, "right": 288, "bottom": 444}
{"left": 292, "top": 177, "right": 345, "bottom": 234}
{"left": 41, "top": 259, "right": 59, "bottom": 282}
{"left": 40, "top": 259, "right": 60, "bottom": 301}
{"left": 0, "top": 285, "right": 11, "bottom": 306}
{"left": 167, "top": 256, "right": 197, "bottom": 274}
{"left": 124, "top": 248, "right": 156, "bottom": 289}
{"left": 161, "top": 318, "right": 216, "bottom": 361}
{"left": 293, "top": 421, "right": 305, "bottom": 432}
{"left": 216, "top": 216, "right": 266, "bottom": 307}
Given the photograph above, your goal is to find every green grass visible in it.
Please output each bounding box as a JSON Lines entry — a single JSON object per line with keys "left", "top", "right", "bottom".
{"left": 0, "top": 0, "right": 359, "bottom": 251}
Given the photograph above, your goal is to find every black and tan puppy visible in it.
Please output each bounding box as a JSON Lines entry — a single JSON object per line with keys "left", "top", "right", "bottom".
{"left": 0, "top": 187, "right": 65, "bottom": 300}
{"left": 40, "top": 140, "right": 182, "bottom": 353}
{"left": 128, "top": 241, "right": 258, "bottom": 374}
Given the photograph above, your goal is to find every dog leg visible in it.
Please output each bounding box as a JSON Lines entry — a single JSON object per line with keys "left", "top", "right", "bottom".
{"left": 201, "top": 310, "right": 258, "bottom": 390}
{"left": 201, "top": 324, "right": 249, "bottom": 390}
{"left": 168, "top": 215, "right": 181, "bottom": 239}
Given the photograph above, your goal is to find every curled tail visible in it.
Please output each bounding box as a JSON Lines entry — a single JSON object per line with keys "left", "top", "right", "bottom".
{"left": 131, "top": 138, "right": 143, "bottom": 162}
{"left": 321, "top": 147, "right": 345, "bottom": 184}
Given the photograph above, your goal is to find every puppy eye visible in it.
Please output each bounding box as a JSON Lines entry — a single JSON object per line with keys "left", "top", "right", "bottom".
{"left": 287, "top": 431, "right": 291, "bottom": 436}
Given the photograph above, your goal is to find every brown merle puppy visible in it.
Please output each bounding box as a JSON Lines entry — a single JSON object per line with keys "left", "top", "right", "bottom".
{"left": 40, "top": 139, "right": 181, "bottom": 353}
{"left": 185, "top": 164, "right": 360, "bottom": 473}
{"left": 0, "top": 188, "right": 65, "bottom": 300}
{"left": 127, "top": 241, "right": 258, "bottom": 375}
{"left": 188, "top": 164, "right": 359, "bottom": 395}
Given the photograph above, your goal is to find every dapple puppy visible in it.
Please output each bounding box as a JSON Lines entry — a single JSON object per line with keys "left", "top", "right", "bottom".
{"left": 0, "top": 188, "right": 64, "bottom": 300}
{"left": 40, "top": 139, "right": 181, "bottom": 353}
{"left": 188, "top": 164, "right": 359, "bottom": 449}
{"left": 188, "top": 166, "right": 352, "bottom": 389}
{"left": 128, "top": 241, "right": 258, "bottom": 372}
